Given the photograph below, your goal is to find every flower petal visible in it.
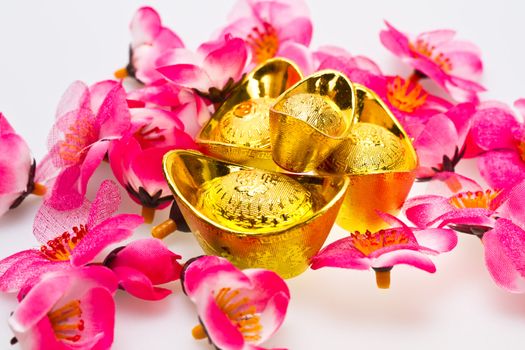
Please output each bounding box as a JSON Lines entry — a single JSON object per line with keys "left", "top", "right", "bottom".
{"left": 157, "top": 64, "right": 212, "bottom": 92}
{"left": 87, "top": 180, "right": 121, "bottom": 229}
{"left": 112, "top": 266, "right": 172, "bottom": 300}
{"left": 478, "top": 150, "right": 525, "bottom": 190}
{"left": 372, "top": 249, "right": 436, "bottom": 272}
{"left": 310, "top": 237, "right": 370, "bottom": 270}
{"left": 70, "top": 214, "right": 144, "bottom": 267}
{"left": 202, "top": 37, "right": 247, "bottom": 89}
{"left": 413, "top": 228, "right": 458, "bottom": 253}
{"left": 483, "top": 219, "right": 525, "bottom": 292}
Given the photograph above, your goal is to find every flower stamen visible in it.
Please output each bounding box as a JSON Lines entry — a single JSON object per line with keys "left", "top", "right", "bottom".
{"left": 40, "top": 225, "right": 88, "bottom": 261}
{"left": 57, "top": 114, "right": 97, "bottom": 165}
{"left": 350, "top": 229, "right": 413, "bottom": 256}
{"left": 448, "top": 190, "right": 500, "bottom": 210}
{"left": 48, "top": 300, "right": 84, "bottom": 342}
{"left": 409, "top": 39, "right": 452, "bottom": 72}
{"left": 246, "top": 22, "right": 279, "bottom": 64}
{"left": 386, "top": 76, "right": 428, "bottom": 113}
{"left": 214, "top": 287, "right": 262, "bottom": 342}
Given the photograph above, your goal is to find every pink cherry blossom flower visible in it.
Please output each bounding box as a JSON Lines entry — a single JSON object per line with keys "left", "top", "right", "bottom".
{"left": 311, "top": 214, "right": 457, "bottom": 289}
{"left": 182, "top": 255, "right": 290, "bottom": 350}
{"left": 47, "top": 80, "right": 131, "bottom": 209}
{"left": 219, "top": 0, "right": 313, "bottom": 70}
{"left": 116, "top": 6, "right": 184, "bottom": 84}
{"left": 157, "top": 36, "right": 248, "bottom": 104}
{"left": 109, "top": 136, "right": 197, "bottom": 223}
{"left": 9, "top": 266, "right": 117, "bottom": 350}
{"left": 127, "top": 81, "right": 211, "bottom": 138}
{"left": 482, "top": 219, "right": 525, "bottom": 293}
{"left": 404, "top": 176, "right": 525, "bottom": 232}
{"left": 103, "top": 238, "right": 182, "bottom": 300}
{"left": 0, "top": 180, "right": 143, "bottom": 293}
{"left": 380, "top": 21, "right": 485, "bottom": 103}
{"left": 0, "top": 113, "right": 48, "bottom": 217}
{"left": 468, "top": 100, "right": 525, "bottom": 189}
{"left": 411, "top": 103, "right": 475, "bottom": 179}
{"left": 316, "top": 49, "right": 453, "bottom": 128}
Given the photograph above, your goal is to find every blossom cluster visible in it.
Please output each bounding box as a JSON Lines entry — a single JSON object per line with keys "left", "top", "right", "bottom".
{"left": 0, "top": 0, "right": 524, "bottom": 348}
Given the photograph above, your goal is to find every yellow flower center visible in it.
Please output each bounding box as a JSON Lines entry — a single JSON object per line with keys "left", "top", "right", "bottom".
{"left": 386, "top": 76, "right": 428, "bottom": 113}
{"left": 247, "top": 22, "right": 280, "bottom": 64}
{"left": 214, "top": 287, "right": 262, "bottom": 342}
{"left": 40, "top": 225, "right": 88, "bottom": 261}
{"left": 448, "top": 190, "right": 500, "bottom": 210}
{"left": 57, "top": 114, "right": 97, "bottom": 165}
{"left": 409, "top": 39, "right": 452, "bottom": 72}
{"left": 48, "top": 300, "right": 84, "bottom": 343}
{"left": 350, "top": 229, "right": 412, "bottom": 256}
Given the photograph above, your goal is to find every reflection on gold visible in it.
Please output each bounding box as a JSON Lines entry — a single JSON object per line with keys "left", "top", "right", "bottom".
{"left": 163, "top": 150, "right": 349, "bottom": 278}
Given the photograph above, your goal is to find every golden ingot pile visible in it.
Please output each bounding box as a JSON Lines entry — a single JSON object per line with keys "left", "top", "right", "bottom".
{"left": 164, "top": 58, "right": 418, "bottom": 278}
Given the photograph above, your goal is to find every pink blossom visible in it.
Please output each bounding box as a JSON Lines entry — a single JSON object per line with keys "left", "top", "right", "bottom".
{"left": 380, "top": 21, "right": 485, "bottom": 103}
{"left": 157, "top": 36, "right": 248, "bottom": 104}
{"left": 47, "top": 80, "right": 131, "bottom": 209}
{"left": 117, "top": 6, "right": 184, "bottom": 84}
{"left": 104, "top": 238, "right": 182, "bottom": 300}
{"left": 219, "top": 0, "right": 313, "bottom": 71}
{"left": 468, "top": 100, "right": 525, "bottom": 189}
{"left": 482, "top": 219, "right": 525, "bottom": 293}
{"left": 311, "top": 214, "right": 457, "bottom": 288}
{"left": 411, "top": 103, "right": 475, "bottom": 179}
{"left": 9, "top": 266, "right": 117, "bottom": 350}
{"left": 108, "top": 136, "right": 196, "bottom": 223}
{"left": 0, "top": 180, "right": 143, "bottom": 293}
{"left": 127, "top": 84, "right": 211, "bottom": 139}
{"left": 182, "top": 255, "right": 290, "bottom": 350}
{"left": 404, "top": 176, "right": 525, "bottom": 231}
{"left": 0, "top": 113, "right": 45, "bottom": 217}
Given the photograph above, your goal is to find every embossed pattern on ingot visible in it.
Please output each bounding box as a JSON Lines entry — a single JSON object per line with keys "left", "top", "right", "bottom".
{"left": 326, "top": 122, "right": 405, "bottom": 174}
{"left": 214, "top": 97, "right": 275, "bottom": 148}
{"left": 280, "top": 93, "right": 346, "bottom": 136}
{"left": 195, "top": 169, "right": 314, "bottom": 233}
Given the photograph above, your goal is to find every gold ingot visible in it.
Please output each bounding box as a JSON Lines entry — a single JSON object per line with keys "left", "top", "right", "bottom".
{"left": 320, "top": 84, "right": 418, "bottom": 232}
{"left": 269, "top": 70, "right": 356, "bottom": 173}
{"left": 163, "top": 150, "right": 349, "bottom": 278}
{"left": 197, "top": 58, "right": 302, "bottom": 170}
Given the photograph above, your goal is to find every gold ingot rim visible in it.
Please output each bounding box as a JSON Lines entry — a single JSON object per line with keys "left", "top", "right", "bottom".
{"left": 162, "top": 150, "right": 350, "bottom": 237}
{"left": 270, "top": 69, "right": 357, "bottom": 140}
{"left": 196, "top": 57, "right": 303, "bottom": 161}
{"left": 319, "top": 83, "right": 418, "bottom": 176}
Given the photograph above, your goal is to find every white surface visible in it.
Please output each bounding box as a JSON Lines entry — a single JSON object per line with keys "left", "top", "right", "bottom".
{"left": 1, "top": 1, "right": 525, "bottom": 349}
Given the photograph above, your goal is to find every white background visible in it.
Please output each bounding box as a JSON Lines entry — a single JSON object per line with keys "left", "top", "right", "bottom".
{"left": 1, "top": 1, "right": 525, "bottom": 349}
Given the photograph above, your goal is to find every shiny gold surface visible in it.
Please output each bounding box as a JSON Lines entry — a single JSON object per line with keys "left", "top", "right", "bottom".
{"left": 320, "top": 84, "right": 418, "bottom": 232}
{"left": 270, "top": 70, "right": 356, "bottom": 173}
{"left": 197, "top": 58, "right": 302, "bottom": 169}
{"left": 163, "top": 150, "right": 349, "bottom": 278}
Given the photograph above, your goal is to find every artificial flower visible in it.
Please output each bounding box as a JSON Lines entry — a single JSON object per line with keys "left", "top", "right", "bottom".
{"left": 116, "top": 6, "right": 184, "bottom": 84}
{"left": 0, "top": 180, "right": 143, "bottom": 293}
{"left": 103, "top": 238, "right": 182, "bottom": 300}
{"left": 380, "top": 21, "right": 485, "bottom": 103}
{"left": 411, "top": 103, "right": 474, "bottom": 179}
{"left": 219, "top": 0, "right": 313, "bottom": 71}
{"left": 0, "top": 113, "right": 47, "bottom": 217}
{"left": 9, "top": 266, "right": 117, "bottom": 350}
{"left": 109, "top": 136, "right": 196, "bottom": 223}
{"left": 311, "top": 214, "right": 457, "bottom": 288}
{"left": 468, "top": 100, "right": 525, "bottom": 189}
{"left": 127, "top": 82, "right": 211, "bottom": 138}
{"left": 182, "top": 255, "right": 290, "bottom": 350}
{"left": 404, "top": 175, "right": 525, "bottom": 231}
{"left": 482, "top": 219, "right": 525, "bottom": 293}
{"left": 47, "top": 80, "right": 131, "bottom": 209}
{"left": 157, "top": 36, "right": 248, "bottom": 104}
